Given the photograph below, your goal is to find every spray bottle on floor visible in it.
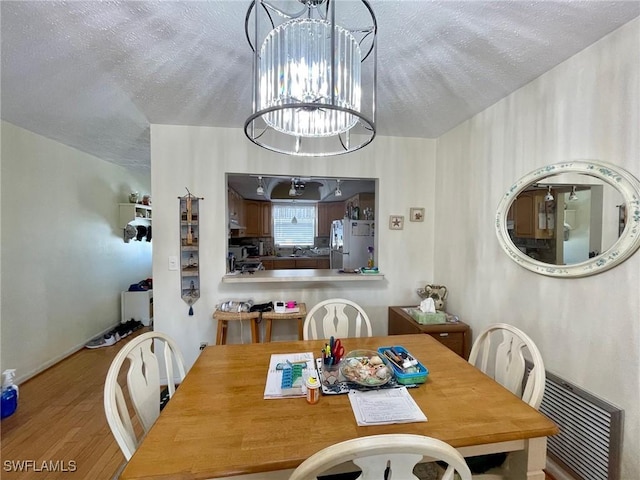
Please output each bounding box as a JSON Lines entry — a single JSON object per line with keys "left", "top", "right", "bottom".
{"left": 1, "top": 369, "right": 18, "bottom": 419}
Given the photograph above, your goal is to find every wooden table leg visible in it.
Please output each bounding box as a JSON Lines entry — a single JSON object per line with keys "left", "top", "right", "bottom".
{"left": 265, "top": 320, "right": 273, "bottom": 343}
{"left": 216, "top": 319, "right": 227, "bottom": 345}
{"left": 508, "top": 436, "right": 547, "bottom": 480}
{"left": 251, "top": 319, "right": 260, "bottom": 343}
{"left": 297, "top": 317, "right": 304, "bottom": 340}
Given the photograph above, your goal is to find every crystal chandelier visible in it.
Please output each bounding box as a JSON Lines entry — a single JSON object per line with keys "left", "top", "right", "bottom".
{"left": 245, "top": 0, "right": 377, "bottom": 156}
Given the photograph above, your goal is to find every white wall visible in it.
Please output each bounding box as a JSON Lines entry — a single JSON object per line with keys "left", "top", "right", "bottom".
{"left": 434, "top": 18, "right": 639, "bottom": 479}
{"left": 0, "top": 121, "right": 152, "bottom": 382}
{"left": 150, "top": 127, "right": 437, "bottom": 368}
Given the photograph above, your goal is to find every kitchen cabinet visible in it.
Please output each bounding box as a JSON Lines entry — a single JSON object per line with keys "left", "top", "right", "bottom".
{"left": 273, "top": 259, "right": 296, "bottom": 269}
{"left": 388, "top": 306, "right": 471, "bottom": 359}
{"left": 265, "top": 257, "right": 330, "bottom": 269}
{"left": 317, "top": 201, "right": 345, "bottom": 236}
{"left": 244, "top": 200, "right": 261, "bottom": 237}
{"left": 228, "top": 188, "right": 246, "bottom": 237}
{"left": 242, "top": 200, "right": 272, "bottom": 238}
{"left": 513, "top": 192, "right": 554, "bottom": 239}
{"left": 317, "top": 258, "right": 330, "bottom": 269}
{"left": 329, "top": 202, "right": 345, "bottom": 222}
{"left": 317, "top": 203, "right": 330, "bottom": 236}
{"left": 345, "top": 192, "right": 374, "bottom": 219}
{"left": 261, "top": 202, "right": 272, "bottom": 236}
{"left": 294, "top": 258, "right": 317, "bottom": 269}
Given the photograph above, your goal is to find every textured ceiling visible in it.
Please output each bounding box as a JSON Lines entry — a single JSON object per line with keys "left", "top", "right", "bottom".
{"left": 2, "top": 1, "right": 639, "bottom": 172}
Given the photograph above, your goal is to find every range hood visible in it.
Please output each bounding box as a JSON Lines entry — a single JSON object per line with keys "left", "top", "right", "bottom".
{"left": 228, "top": 218, "right": 246, "bottom": 230}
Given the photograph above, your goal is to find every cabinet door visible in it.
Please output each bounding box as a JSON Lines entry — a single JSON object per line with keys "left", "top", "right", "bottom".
{"left": 244, "top": 200, "right": 261, "bottom": 237}
{"left": 317, "top": 203, "right": 330, "bottom": 236}
{"left": 260, "top": 202, "right": 272, "bottom": 237}
{"left": 514, "top": 192, "right": 554, "bottom": 239}
{"left": 329, "top": 202, "right": 345, "bottom": 222}
{"left": 514, "top": 193, "right": 535, "bottom": 237}
{"left": 273, "top": 259, "right": 296, "bottom": 269}
{"left": 228, "top": 188, "right": 247, "bottom": 238}
{"left": 295, "top": 258, "right": 317, "bottom": 269}
{"left": 358, "top": 193, "right": 375, "bottom": 215}
{"left": 261, "top": 260, "right": 274, "bottom": 270}
{"left": 317, "top": 258, "right": 330, "bottom": 269}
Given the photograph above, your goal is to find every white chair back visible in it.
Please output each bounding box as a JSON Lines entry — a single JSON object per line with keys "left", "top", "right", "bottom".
{"left": 288, "top": 434, "right": 472, "bottom": 480}
{"left": 302, "top": 298, "right": 373, "bottom": 340}
{"left": 104, "top": 331, "right": 186, "bottom": 460}
{"left": 468, "top": 323, "right": 545, "bottom": 409}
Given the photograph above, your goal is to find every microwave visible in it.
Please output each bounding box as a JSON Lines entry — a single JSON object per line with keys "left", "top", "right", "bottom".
{"left": 228, "top": 246, "right": 248, "bottom": 260}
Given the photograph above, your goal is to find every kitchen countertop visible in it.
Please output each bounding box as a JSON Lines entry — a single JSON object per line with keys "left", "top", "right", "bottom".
{"left": 221, "top": 269, "right": 384, "bottom": 283}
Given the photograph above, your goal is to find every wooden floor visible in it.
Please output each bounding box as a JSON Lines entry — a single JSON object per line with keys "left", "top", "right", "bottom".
{"left": 1, "top": 330, "right": 556, "bottom": 480}
{"left": 0, "top": 329, "right": 148, "bottom": 480}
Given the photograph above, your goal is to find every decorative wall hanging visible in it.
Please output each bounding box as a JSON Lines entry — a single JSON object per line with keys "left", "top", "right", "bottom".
{"left": 179, "top": 189, "right": 203, "bottom": 315}
{"left": 389, "top": 215, "right": 404, "bottom": 230}
{"left": 410, "top": 208, "right": 425, "bottom": 222}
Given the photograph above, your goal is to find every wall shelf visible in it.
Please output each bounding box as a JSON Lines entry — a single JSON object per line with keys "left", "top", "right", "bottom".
{"left": 179, "top": 193, "right": 202, "bottom": 315}
{"left": 119, "top": 203, "right": 152, "bottom": 229}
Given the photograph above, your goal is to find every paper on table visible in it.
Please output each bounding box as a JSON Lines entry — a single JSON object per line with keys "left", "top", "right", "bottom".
{"left": 263, "top": 352, "right": 315, "bottom": 399}
{"left": 348, "top": 387, "right": 427, "bottom": 426}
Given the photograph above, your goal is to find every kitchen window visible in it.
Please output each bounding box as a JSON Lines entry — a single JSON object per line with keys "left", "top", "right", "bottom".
{"left": 272, "top": 203, "right": 315, "bottom": 246}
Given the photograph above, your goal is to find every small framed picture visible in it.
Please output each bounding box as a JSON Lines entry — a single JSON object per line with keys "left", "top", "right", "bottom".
{"left": 389, "top": 215, "right": 404, "bottom": 230}
{"left": 410, "top": 208, "right": 425, "bottom": 222}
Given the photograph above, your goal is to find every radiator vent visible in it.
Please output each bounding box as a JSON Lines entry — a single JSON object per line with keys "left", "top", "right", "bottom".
{"left": 539, "top": 370, "right": 623, "bottom": 480}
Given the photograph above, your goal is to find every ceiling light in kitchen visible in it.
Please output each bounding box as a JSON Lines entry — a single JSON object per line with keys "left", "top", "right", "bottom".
{"left": 568, "top": 186, "right": 578, "bottom": 201}
{"left": 335, "top": 179, "right": 343, "bottom": 197}
{"left": 244, "top": 0, "right": 377, "bottom": 157}
{"left": 545, "top": 186, "right": 554, "bottom": 202}
{"left": 256, "top": 176, "right": 264, "bottom": 196}
{"left": 289, "top": 178, "right": 306, "bottom": 197}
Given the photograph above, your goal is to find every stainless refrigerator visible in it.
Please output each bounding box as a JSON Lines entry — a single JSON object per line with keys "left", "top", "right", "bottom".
{"left": 330, "top": 219, "right": 375, "bottom": 269}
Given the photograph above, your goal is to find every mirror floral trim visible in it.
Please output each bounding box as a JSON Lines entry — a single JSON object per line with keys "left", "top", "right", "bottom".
{"left": 496, "top": 160, "right": 640, "bottom": 277}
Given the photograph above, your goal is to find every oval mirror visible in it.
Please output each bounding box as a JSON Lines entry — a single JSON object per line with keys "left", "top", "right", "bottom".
{"left": 496, "top": 160, "right": 640, "bottom": 277}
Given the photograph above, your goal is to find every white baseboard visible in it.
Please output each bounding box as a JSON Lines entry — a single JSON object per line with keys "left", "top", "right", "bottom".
{"left": 15, "top": 323, "right": 120, "bottom": 385}
{"left": 546, "top": 458, "right": 578, "bottom": 480}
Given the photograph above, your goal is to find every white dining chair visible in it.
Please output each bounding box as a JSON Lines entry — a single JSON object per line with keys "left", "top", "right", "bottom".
{"left": 468, "top": 323, "right": 545, "bottom": 408}
{"left": 302, "top": 298, "right": 373, "bottom": 340}
{"left": 104, "top": 331, "right": 186, "bottom": 460}
{"left": 466, "top": 323, "right": 546, "bottom": 478}
{"left": 288, "top": 434, "right": 472, "bottom": 480}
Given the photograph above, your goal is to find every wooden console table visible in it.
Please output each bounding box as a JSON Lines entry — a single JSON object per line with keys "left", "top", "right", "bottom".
{"left": 388, "top": 306, "right": 471, "bottom": 359}
{"left": 261, "top": 303, "right": 307, "bottom": 342}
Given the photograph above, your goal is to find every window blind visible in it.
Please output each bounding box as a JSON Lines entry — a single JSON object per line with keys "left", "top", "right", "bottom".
{"left": 273, "top": 204, "right": 316, "bottom": 246}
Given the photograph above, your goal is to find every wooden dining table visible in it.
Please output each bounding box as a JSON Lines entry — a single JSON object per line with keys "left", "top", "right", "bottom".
{"left": 120, "top": 334, "right": 558, "bottom": 480}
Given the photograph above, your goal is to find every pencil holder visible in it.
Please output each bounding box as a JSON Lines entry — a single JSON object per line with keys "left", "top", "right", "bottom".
{"left": 321, "top": 362, "right": 341, "bottom": 387}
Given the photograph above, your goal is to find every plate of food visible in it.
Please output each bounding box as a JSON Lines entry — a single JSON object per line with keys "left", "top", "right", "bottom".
{"left": 340, "top": 350, "right": 394, "bottom": 387}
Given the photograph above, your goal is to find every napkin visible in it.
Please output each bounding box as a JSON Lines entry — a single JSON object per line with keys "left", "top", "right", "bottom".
{"left": 419, "top": 298, "right": 436, "bottom": 313}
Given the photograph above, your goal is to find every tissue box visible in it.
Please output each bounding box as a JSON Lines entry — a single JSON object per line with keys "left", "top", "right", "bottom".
{"left": 404, "top": 308, "right": 447, "bottom": 325}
